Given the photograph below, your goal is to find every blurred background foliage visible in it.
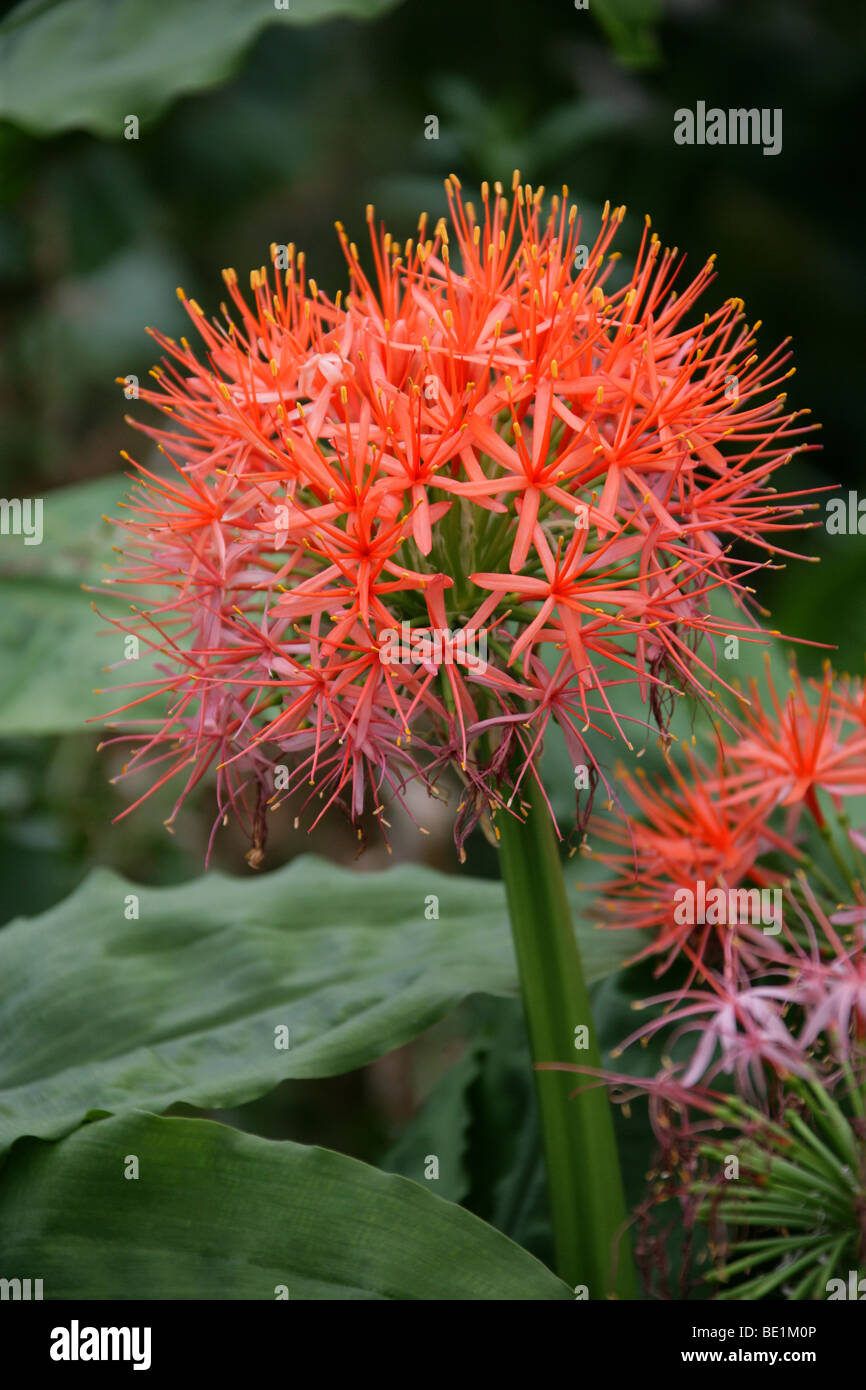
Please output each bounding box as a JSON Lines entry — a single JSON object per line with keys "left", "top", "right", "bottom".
{"left": 0, "top": 0, "right": 863, "bottom": 1279}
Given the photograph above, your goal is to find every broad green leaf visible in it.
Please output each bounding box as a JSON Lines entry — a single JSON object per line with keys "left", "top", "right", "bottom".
{"left": 0, "top": 472, "right": 144, "bottom": 735}
{"left": 0, "top": 1111, "right": 570, "bottom": 1299}
{"left": 382, "top": 987, "right": 652, "bottom": 1268}
{"left": 0, "top": 579, "right": 110, "bottom": 734}
{"left": 0, "top": 472, "right": 124, "bottom": 586}
{"left": 0, "top": 853, "right": 637, "bottom": 1155}
{"left": 0, "top": 0, "right": 406, "bottom": 137}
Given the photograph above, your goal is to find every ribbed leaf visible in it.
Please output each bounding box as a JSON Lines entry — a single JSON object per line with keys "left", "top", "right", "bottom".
{"left": 0, "top": 854, "right": 637, "bottom": 1155}
{"left": 0, "top": 473, "right": 137, "bottom": 734}
{"left": 0, "top": 1111, "right": 570, "bottom": 1299}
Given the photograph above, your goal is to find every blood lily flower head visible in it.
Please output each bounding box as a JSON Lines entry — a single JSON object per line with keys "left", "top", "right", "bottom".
{"left": 96, "top": 174, "right": 819, "bottom": 861}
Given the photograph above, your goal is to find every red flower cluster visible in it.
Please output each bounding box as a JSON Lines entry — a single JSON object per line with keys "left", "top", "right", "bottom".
{"left": 99, "top": 175, "right": 817, "bottom": 860}
{"left": 589, "top": 660, "right": 866, "bottom": 1089}
{"left": 592, "top": 660, "right": 866, "bottom": 961}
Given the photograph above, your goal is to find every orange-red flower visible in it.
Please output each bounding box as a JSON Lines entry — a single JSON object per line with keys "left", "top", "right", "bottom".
{"left": 98, "top": 174, "right": 819, "bottom": 859}
{"left": 589, "top": 658, "right": 866, "bottom": 981}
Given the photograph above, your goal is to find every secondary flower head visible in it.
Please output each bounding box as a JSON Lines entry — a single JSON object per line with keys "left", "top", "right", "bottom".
{"left": 590, "top": 657, "right": 866, "bottom": 971}
{"left": 98, "top": 174, "right": 818, "bottom": 861}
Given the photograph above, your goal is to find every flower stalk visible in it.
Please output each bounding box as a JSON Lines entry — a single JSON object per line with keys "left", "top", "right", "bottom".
{"left": 497, "top": 783, "right": 636, "bottom": 1298}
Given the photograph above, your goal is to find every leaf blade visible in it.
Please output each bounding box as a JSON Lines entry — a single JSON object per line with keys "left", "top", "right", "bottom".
{"left": 0, "top": 0, "right": 406, "bottom": 137}
{"left": 0, "top": 1111, "right": 570, "bottom": 1299}
{"left": 0, "top": 854, "right": 637, "bottom": 1155}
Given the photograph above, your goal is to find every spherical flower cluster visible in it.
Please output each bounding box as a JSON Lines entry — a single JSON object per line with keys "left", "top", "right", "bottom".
{"left": 100, "top": 174, "right": 817, "bottom": 861}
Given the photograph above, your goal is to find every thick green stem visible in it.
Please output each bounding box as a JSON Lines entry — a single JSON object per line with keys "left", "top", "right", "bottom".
{"left": 497, "top": 784, "right": 636, "bottom": 1298}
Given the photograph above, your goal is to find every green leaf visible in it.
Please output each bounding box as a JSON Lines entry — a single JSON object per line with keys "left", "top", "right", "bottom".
{"left": 0, "top": 472, "right": 141, "bottom": 735}
{"left": 0, "top": 1111, "right": 570, "bottom": 1299}
{"left": 378, "top": 996, "right": 554, "bottom": 1264}
{"left": 379, "top": 997, "right": 552, "bottom": 1249}
{"left": 381, "top": 978, "right": 665, "bottom": 1272}
{"left": 381, "top": 1044, "right": 481, "bottom": 1203}
{"left": 460, "top": 997, "right": 553, "bottom": 1263}
{"left": 0, "top": 0, "right": 406, "bottom": 138}
{"left": 0, "top": 853, "right": 637, "bottom": 1156}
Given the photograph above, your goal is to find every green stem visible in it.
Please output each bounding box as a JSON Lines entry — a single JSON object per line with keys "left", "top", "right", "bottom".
{"left": 496, "top": 782, "right": 636, "bottom": 1299}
